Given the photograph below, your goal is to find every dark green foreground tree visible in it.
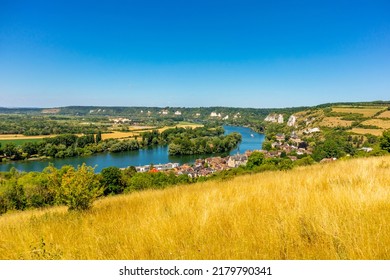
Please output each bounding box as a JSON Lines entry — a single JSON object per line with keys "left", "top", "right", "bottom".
{"left": 380, "top": 130, "right": 390, "bottom": 152}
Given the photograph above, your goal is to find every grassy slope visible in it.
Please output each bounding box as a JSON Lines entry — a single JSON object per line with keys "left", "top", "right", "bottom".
{"left": 309, "top": 105, "right": 390, "bottom": 135}
{"left": 0, "top": 156, "right": 389, "bottom": 260}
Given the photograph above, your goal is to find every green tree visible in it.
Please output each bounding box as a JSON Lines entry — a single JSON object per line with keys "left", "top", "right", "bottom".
{"left": 123, "top": 166, "right": 137, "bottom": 178}
{"left": 294, "top": 156, "right": 314, "bottom": 166}
{"left": 4, "top": 179, "right": 27, "bottom": 210}
{"left": 246, "top": 151, "right": 265, "bottom": 169}
{"left": 96, "top": 131, "right": 102, "bottom": 143}
{"left": 58, "top": 164, "right": 102, "bottom": 211}
{"left": 3, "top": 143, "right": 22, "bottom": 159}
{"left": 380, "top": 130, "right": 390, "bottom": 152}
{"left": 100, "top": 166, "right": 124, "bottom": 195}
{"left": 262, "top": 140, "right": 273, "bottom": 151}
{"left": 0, "top": 195, "right": 8, "bottom": 215}
{"left": 313, "top": 138, "right": 345, "bottom": 161}
{"left": 127, "top": 172, "right": 153, "bottom": 191}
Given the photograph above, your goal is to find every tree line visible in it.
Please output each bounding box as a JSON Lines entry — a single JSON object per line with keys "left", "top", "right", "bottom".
{"left": 168, "top": 132, "right": 242, "bottom": 155}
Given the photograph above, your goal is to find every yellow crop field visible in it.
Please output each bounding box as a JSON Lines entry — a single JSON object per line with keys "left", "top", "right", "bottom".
{"left": 320, "top": 117, "right": 353, "bottom": 127}
{"left": 332, "top": 107, "right": 385, "bottom": 117}
{"left": 102, "top": 123, "right": 203, "bottom": 140}
{"left": 0, "top": 134, "right": 51, "bottom": 140}
{"left": 349, "top": 128, "right": 384, "bottom": 136}
{"left": 376, "top": 110, "right": 390, "bottom": 119}
{"left": 101, "top": 131, "right": 138, "bottom": 140}
{"left": 361, "top": 119, "right": 390, "bottom": 130}
{"left": 128, "top": 125, "right": 154, "bottom": 131}
{"left": 1, "top": 156, "right": 390, "bottom": 260}
{"left": 157, "top": 123, "right": 203, "bottom": 133}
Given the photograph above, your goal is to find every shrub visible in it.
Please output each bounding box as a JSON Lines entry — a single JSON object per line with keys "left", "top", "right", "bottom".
{"left": 100, "top": 166, "right": 124, "bottom": 195}
{"left": 58, "top": 164, "right": 102, "bottom": 211}
{"left": 3, "top": 179, "right": 27, "bottom": 210}
{"left": 380, "top": 130, "right": 390, "bottom": 152}
{"left": 246, "top": 151, "right": 265, "bottom": 169}
{"left": 0, "top": 195, "right": 8, "bottom": 215}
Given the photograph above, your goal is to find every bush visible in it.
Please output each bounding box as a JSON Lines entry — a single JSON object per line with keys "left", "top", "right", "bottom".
{"left": 100, "top": 166, "right": 124, "bottom": 195}
{"left": 380, "top": 130, "right": 390, "bottom": 152}
{"left": 0, "top": 195, "right": 8, "bottom": 215}
{"left": 294, "top": 156, "right": 315, "bottom": 166}
{"left": 246, "top": 151, "right": 265, "bottom": 169}
{"left": 3, "top": 179, "right": 27, "bottom": 210}
{"left": 58, "top": 164, "right": 102, "bottom": 211}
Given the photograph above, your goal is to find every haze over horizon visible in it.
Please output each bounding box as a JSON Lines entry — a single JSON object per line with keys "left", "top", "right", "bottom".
{"left": 1, "top": 0, "right": 389, "bottom": 108}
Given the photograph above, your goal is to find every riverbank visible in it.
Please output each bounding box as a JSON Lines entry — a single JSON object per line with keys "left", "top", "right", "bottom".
{"left": 0, "top": 126, "right": 265, "bottom": 173}
{"left": 132, "top": 151, "right": 251, "bottom": 178}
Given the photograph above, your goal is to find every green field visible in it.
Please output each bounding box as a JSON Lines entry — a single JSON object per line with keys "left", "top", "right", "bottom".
{"left": 0, "top": 138, "right": 43, "bottom": 146}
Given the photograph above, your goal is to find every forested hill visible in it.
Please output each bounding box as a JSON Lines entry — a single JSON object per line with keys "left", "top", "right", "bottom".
{"left": 1, "top": 100, "right": 389, "bottom": 116}
{"left": 0, "top": 105, "right": 307, "bottom": 117}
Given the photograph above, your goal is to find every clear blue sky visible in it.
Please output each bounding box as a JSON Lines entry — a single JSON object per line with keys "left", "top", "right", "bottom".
{"left": 1, "top": 0, "right": 389, "bottom": 108}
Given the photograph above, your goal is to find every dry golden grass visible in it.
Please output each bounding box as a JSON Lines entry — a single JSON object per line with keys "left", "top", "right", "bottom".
{"left": 332, "top": 107, "right": 385, "bottom": 117}
{"left": 101, "top": 131, "right": 138, "bottom": 140}
{"left": 41, "top": 108, "right": 61, "bottom": 114}
{"left": 0, "top": 134, "right": 51, "bottom": 140}
{"left": 320, "top": 117, "right": 353, "bottom": 127}
{"left": 102, "top": 124, "right": 203, "bottom": 140}
{"left": 128, "top": 125, "right": 154, "bottom": 131}
{"left": 361, "top": 119, "right": 390, "bottom": 130}
{"left": 349, "top": 128, "right": 384, "bottom": 136}
{"left": 1, "top": 156, "right": 390, "bottom": 260}
{"left": 376, "top": 110, "right": 390, "bottom": 119}
{"left": 157, "top": 123, "right": 203, "bottom": 133}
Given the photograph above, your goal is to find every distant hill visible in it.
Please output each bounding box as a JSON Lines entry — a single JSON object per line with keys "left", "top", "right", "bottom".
{"left": 1, "top": 101, "right": 389, "bottom": 136}
{"left": 271, "top": 103, "right": 390, "bottom": 137}
{"left": 1, "top": 100, "right": 388, "bottom": 116}
{"left": 1, "top": 155, "right": 389, "bottom": 259}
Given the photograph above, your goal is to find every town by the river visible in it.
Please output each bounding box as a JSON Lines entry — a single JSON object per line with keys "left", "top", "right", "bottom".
{"left": 0, "top": 126, "right": 265, "bottom": 173}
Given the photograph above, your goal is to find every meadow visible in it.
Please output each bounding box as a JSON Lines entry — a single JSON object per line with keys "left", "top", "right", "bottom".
{"left": 320, "top": 117, "right": 353, "bottom": 127}
{"left": 349, "top": 128, "right": 384, "bottom": 136}
{"left": 362, "top": 119, "right": 390, "bottom": 130}
{"left": 376, "top": 110, "right": 390, "bottom": 119}
{"left": 331, "top": 106, "right": 386, "bottom": 117}
{"left": 0, "top": 138, "right": 44, "bottom": 146}
{"left": 0, "top": 156, "right": 389, "bottom": 260}
{"left": 0, "top": 134, "right": 48, "bottom": 141}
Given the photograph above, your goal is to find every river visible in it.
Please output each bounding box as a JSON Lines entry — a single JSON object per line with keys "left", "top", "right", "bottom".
{"left": 0, "top": 126, "right": 265, "bottom": 172}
